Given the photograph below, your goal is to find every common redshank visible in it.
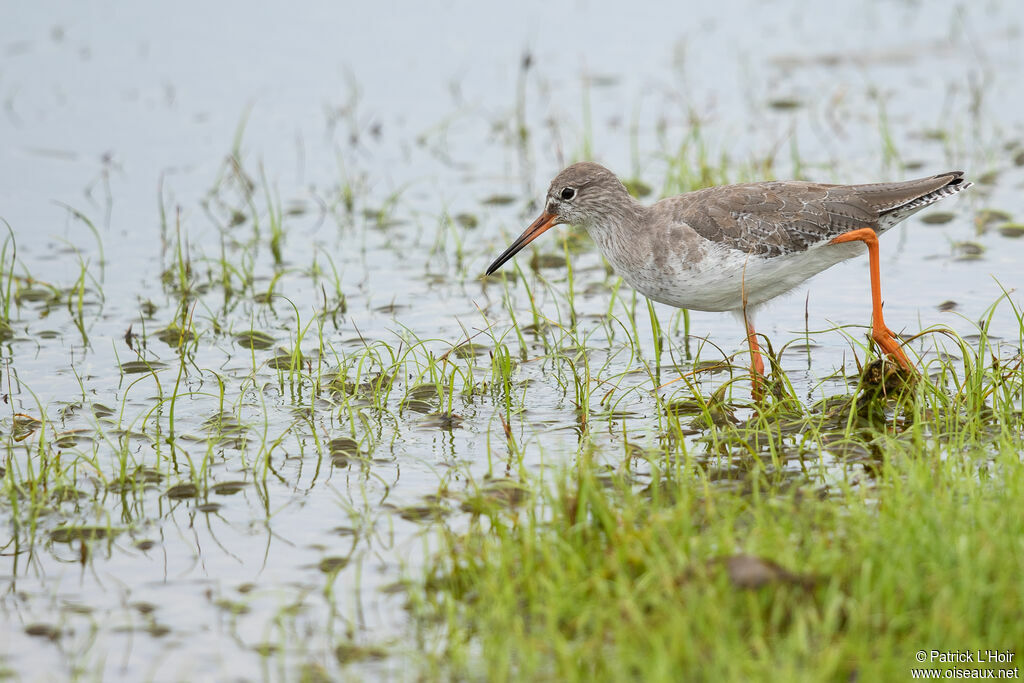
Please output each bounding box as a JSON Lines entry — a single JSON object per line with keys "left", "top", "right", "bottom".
{"left": 485, "top": 162, "right": 970, "bottom": 396}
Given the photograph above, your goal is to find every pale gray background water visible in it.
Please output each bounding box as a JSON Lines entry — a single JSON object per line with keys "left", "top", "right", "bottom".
{"left": 2, "top": 1, "right": 1023, "bottom": 680}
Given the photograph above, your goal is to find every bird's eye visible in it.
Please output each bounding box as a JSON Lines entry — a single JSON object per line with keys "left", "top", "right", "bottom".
{"left": 560, "top": 187, "right": 576, "bottom": 200}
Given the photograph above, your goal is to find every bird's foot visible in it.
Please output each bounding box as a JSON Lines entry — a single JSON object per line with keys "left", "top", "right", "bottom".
{"left": 870, "top": 327, "right": 913, "bottom": 373}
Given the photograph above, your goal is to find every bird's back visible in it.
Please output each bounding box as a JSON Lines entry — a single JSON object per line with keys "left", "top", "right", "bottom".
{"left": 651, "top": 172, "right": 969, "bottom": 259}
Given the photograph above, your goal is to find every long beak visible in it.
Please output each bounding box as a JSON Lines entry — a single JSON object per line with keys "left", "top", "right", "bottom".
{"left": 485, "top": 212, "right": 558, "bottom": 275}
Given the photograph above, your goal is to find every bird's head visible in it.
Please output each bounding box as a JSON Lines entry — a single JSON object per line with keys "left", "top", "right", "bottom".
{"left": 485, "top": 162, "right": 628, "bottom": 275}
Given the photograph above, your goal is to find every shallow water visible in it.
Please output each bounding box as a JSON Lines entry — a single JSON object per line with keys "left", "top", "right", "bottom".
{"left": 2, "top": 1, "right": 1024, "bottom": 680}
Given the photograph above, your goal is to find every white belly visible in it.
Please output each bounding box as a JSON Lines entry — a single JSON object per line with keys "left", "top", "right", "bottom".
{"left": 613, "top": 240, "right": 865, "bottom": 312}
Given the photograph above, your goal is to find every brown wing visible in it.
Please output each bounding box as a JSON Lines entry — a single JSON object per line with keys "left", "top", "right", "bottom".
{"left": 654, "top": 173, "right": 966, "bottom": 258}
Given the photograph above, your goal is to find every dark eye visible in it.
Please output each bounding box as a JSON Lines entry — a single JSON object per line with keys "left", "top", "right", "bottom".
{"left": 560, "top": 187, "right": 576, "bottom": 200}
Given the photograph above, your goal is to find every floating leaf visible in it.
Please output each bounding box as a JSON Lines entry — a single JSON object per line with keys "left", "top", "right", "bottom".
{"left": 204, "top": 413, "right": 247, "bottom": 437}
{"left": 768, "top": 98, "right": 802, "bottom": 110}
{"left": 146, "top": 623, "right": 171, "bottom": 638}
{"left": 405, "top": 384, "right": 439, "bottom": 401}
{"left": 211, "top": 481, "right": 248, "bottom": 495}
{"left": 481, "top": 195, "right": 517, "bottom": 206}
{"left": 12, "top": 414, "right": 41, "bottom": 441}
{"left": 454, "top": 213, "right": 479, "bottom": 228}
{"left": 401, "top": 398, "right": 433, "bottom": 414}
{"left": 329, "top": 437, "right": 360, "bottom": 455}
{"left": 977, "top": 170, "right": 999, "bottom": 185}
{"left": 54, "top": 432, "right": 84, "bottom": 448}
{"left": 16, "top": 287, "right": 57, "bottom": 305}
{"left": 419, "top": 412, "right": 463, "bottom": 430}
{"left": 783, "top": 343, "right": 820, "bottom": 353}
{"left": 483, "top": 268, "right": 518, "bottom": 283}
{"left": 24, "top": 623, "right": 61, "bottom": 640}
{"left": 460, "top": 479, "right": 530, "bottom": 514}
{"left": 953, "top": 241, "right": 985, "bottom": 261}
{"left": 329, "top": 437, "right": 364, "bottom": 466}
{"left": 49, "top": 525, "right": 121, "bottom": 543}
{"left": 165, "top": 483, "right": 199, "bottom": 499}
{"left": 998, "top": 223, "right": 1024, "bottom": 238}
{"left": 234, "top": 330, "right": 276, "bottom": 350}
{"left": 214, "top": 598, "right": 250, "bottom": 615}
{"left": 374, "top": 302, "right": 405, "bottom": 314}
{"left": 335, "top": 642, "right": 387, "bottom": 663}
{"left": 588, "top": 74, "right": 619, "bottom": 87}
{"left": 120, "top": 360, "right": 165, "bottom": 374}
{"left": 156, "top": 325, "right": 195, "bottom": 346}
{"left": 92, "top": 403, "right": 115, "bottom": 418}
{"left": 975, "top": 209, "right": 1012, "bottom": 227}
{"left": 530, "top": 253, "right": 567, "bottom": 270}
{"left": 132, "top": 602, "right": 157, "bottom": 615}
{"left": 267, "top": 353, "right": 301, "bottom": 370}
{"left": 326, "top": 375, "right": 358, "bottom": 396}
{"left": 51, "top": 486, "right": 85, "bottom": 502}
{"left": 663, "top": 400, "right": 707, "bottom": 416}
{"left": 451, "top": 343, "right": 488, "bottom": 359}
{"left": 386, "top": 503, "right": 449, "bottom": 522}
{"left": 318, "top": 556, "right": 349, "bottom": 573}
{"left": 133, "top": 467, "right": 164, "bottom": 484}
{"left": 693, "top": 360, "right": 730, "bottom": 374}
{"left": 920, "top": 211, "right": 955, "bottom": 225}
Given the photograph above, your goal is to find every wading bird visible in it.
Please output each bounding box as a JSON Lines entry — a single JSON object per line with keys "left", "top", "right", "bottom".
{"left": 485, "top": 162, "right": 970, "bottom": 397}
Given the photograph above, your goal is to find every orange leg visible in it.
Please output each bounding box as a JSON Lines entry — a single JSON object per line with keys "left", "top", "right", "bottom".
{"left": 746, "top": 321, "right": 766, "bottom": 399}
{"left": 829, "top": 228, "right": 912, "bottom": 370}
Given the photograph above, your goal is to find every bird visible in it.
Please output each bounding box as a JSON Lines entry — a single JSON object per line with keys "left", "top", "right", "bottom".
{"left": 484, "top": 162, "right": 971, "bottom": 397}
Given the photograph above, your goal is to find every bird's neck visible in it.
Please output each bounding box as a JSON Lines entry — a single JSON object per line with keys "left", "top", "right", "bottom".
{"left": 584, "top": 196, "right": 648, "bottom": 252}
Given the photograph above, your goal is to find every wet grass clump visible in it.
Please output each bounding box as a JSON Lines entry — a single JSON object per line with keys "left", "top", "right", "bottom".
{"left": 414, "top": 299, "right": 1024, "bottom": 680}
{"left": 420, "top": 443, "right": 1024, "bottom": 680}
{"left": 418, "top": 384, "right": 1024, "bottom": 680}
